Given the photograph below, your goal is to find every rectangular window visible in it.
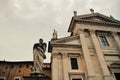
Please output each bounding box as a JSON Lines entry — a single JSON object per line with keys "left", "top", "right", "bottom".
{"left": 70, "top": 58, "right": 78, "bottom": 69}
{"left": 99, "top": 36, "right": 109, "bottom": 46}
{"left": 114, "top": 73, "right": 120, "bottom": 80}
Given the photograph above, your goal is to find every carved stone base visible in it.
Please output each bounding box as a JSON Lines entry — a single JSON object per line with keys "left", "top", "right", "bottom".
{"left": 23, "top": 72, "right": 49, "bottom": 80}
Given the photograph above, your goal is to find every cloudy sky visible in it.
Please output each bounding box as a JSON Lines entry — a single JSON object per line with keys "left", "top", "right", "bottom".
{"left": 0, "top": 0, "right": 120, "bottom": 63}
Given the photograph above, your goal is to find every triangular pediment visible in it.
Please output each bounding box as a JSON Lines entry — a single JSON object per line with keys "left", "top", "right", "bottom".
{"left": 50, "top": 35, "right": 80, "bottom": 45}
{"left": 76, "top": 13, "right": 120, "bottom": 24}
{"left": 68, "top": 13, "right": 120, "bottom": 32}
{"left": 48, "top": 35, "right": 81, "bottom": 52}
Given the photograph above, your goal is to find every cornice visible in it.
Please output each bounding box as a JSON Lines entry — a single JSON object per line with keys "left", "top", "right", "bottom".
{"left": 75, "top": 19, "right": 120, "bottom": 26}
{"left": 51, "top": 44, "right": 81, "bottom": 48}
{"left": 50, "top": 35, "right": 79, "bottom": 44}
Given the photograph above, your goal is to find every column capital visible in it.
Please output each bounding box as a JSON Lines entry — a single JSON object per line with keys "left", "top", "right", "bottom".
{"left": 111, "top": 31, "right": 118, "bottom": 38}
{"left": 52, "top": 53, "right": 58, "bottom": 58}
{"left": 62, "top": 53, "right": 68, "bottom": 59}
{"left": 77, "top": 28, "right": 84, "bottom": 34}
{"left": 89, "top": 29, "right": 96, "bottom": 35}
{"left": 111, "top": 31, "right": 118, "bottom": 35}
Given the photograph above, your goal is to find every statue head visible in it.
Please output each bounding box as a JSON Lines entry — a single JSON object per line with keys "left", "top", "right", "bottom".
{"left": 39, "top": 39, "right": 43, "bottom": 43}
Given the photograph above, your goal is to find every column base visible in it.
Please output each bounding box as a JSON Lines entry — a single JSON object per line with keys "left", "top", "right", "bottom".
{"left": 88, "top": 75, "right": 103, "bottom": 80}
{"left": 104, "top": 75, "right": 114, "bottom": 80}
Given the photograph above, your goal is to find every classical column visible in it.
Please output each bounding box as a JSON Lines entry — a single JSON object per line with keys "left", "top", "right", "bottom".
{"left": 78, "top": 29, "right": 95, "bottom": 79}
{"left": 89, "top": 29, "right": 114, "bottom": 80}
{"left": 112, "top": 32, "right": 120, "bottom": 51}
{"left": 62, "top": 53, "right": 69, "bottom": 80}
{"left": 58, "top": 53, "right": 63, "bottom": 80}
{"left": 52, "top": 53, "right": 59, "bottom": 80}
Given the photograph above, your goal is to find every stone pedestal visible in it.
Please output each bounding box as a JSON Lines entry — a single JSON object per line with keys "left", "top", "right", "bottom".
{"left": 23, "top": 73, "right": 49, "bottom": 80}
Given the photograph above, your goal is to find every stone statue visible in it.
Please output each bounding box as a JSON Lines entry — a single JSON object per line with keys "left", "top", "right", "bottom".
{"left": 32, "top": 39, "right": 47, "bottom": 73}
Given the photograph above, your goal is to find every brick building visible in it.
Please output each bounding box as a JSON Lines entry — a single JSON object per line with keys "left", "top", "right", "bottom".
{"left": 0, "top": 61, "right": 51, "bottom": 80}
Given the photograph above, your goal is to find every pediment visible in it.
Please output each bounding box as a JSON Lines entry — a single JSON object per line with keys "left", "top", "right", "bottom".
{"left": 77, "top": 13, "right": 120, "bottom": 24}
{"left": 50, "top": 35, "right": 80, "bottom": 45}
{"left": 68, "top": 12, "right": 120, "bottom": 32}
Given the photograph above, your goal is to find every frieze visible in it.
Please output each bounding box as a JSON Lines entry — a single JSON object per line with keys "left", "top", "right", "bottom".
{"left": 52, "top": 47, "right": 82, "bottom": 53}
{"left": 76, "top": 24, "right": 120, "bottom": 32}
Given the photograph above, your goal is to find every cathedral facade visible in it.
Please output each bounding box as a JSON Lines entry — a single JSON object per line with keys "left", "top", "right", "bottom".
{"left": 48, "top": 11, "right": 120, "bottom": 80}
